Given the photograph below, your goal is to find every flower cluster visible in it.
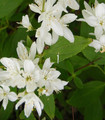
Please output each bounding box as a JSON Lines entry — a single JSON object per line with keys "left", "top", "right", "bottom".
{"left": 0, "top": 42, "right": 68, "bottom": 117}
{"left": 0, "top": 0, "right": 80, "bottom": 118}
{"left": 19, "top": 0, "right": 79, "bottom": 54}
{"left": 79, "top": 0, "right": 105, "bottom": 53}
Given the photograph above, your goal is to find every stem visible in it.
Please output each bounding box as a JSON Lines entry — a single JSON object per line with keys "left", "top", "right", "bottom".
{"left": 92, "top": 64, "right": 105, "bottom": 75}
{"left": 75, "top": 57, "right": 105, "bottom": 75}
{"left": 0, "top": 26, "right": 8, "bottom": 31}
{"left": 72, "top": 107, "right": 75, "bottom": 120}
{"left": 75, "top": 57, "right": 102, "bottom": 72}
{"left": 42, "top": 0, "right": 45, "bottom": 12}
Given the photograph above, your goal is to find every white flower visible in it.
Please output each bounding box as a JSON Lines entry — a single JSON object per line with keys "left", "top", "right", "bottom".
{"left": 59, "top": 13, "right": 77, "bottom": 42}
{"left": 30, "top": 0, "right": 77, "bottom": 48}
{"left": 78, "top": 0, "right": 105, "bottom": 38}
{"left": 0, "top": 58, "right": 40, "bottom": 92}
{"left": 29, "top": 0, "right": 43, "bottom": 14}
{"left": 21, "top": 60, "right": 40, "bottom": 92}
{"left": 30, "top": 0, "right": 64, "bottom": 36}
{"left": 16, "top": 92, "right": 44, "bottom": 117}
{"left": 35, "top": 25, "right": 52, "bottom": 54}
{"left": 58, "top": 0, "right": 79, "bottom": 10}
{"left": 0, "top": 85, "right": 17, "bottom": 110}
{"left": 0, "top": 58, "right": 25, "bottom": 88}
{"left": 17, "top": 41, "right": 39, "bottom": 64}
{"left": 35, "top": 25, "right": 58, "bottom": 54}
{"left": 17, "top": 15, "right": 32, "bottom": 31}
{"left": 37, "top": 58, "right": 68, "bottom": 96}
{"left": 89, "top": 35, "right": 105, "bottom": 53}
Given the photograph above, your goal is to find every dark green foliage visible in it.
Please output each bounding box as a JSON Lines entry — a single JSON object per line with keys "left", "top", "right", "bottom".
{"left": 0, "top": 0, "right": 105, "bottom": 120}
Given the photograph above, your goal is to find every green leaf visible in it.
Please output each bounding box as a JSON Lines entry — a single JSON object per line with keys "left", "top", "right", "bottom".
{"left": 0, "top": 102, "right": 14, "bottom": 120}
{"left": 44, "top": 36, "right": 92, "bottom": 63}
{"left": 19, "top": 111, "right": 36, "bottom": 120}
{"left": 55, "top": 107, "right": 63, "bottom": 120}
{"left": 84, "top": 99, "right": 103, "bottom": 120}
{"left": 55, "top": 59, "right": 74, "bottom": 74}
{"left": 40, "top": 95, "right": 55, "bottom": 119}
{"left": 74, "top": 77, "right": 83, "bottom": 89}
{"left": 2, "top": 28, "right": 27, "bottom": 57}
{"left": 0, "top": 0, "right": 24, "bottom": 18}
{"left": 26, "top": 36, "right": 33, "bottom": 48}
{"left": 82, "top": 46, "right": 105, "bottom": 65}
{"left": 80, "top": 22, "right": 94, "bottom": 38}
{"left": 89, "top": 0, "right": 105, "bottom": 4}
{"left": 68, "top": 81, "right": 105, "bottom": 107}
{"left": 70, "top": 55, "right": 89, "bottom": 70}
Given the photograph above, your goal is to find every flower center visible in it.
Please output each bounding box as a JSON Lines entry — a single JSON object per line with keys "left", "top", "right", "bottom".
{"left": 26, "top": 76, "right": 32, "bottom": 81}
{"left": 100, "top": 20, "right": 104, "bottom": 26}
{"left": 3, "top": 92, "right": 7, "bottom": 96}
{"left": 44, "top": 75, "right": 47, "bottom": 80}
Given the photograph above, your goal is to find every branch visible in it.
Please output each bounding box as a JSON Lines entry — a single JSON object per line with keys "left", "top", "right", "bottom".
{"left": 75, "top": 57, "right": 102, "bottom": 72}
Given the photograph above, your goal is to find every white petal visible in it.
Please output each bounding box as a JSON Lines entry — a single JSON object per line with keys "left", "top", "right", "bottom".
{"left": 24, "top": 102, "right": 33, "bottom": 118}
{"left": 34, "top": 70, "right": 40, "bottom": 82}
{"left": 52, "top": 31, "right": 59, "bottom": 45}
{"left": 16, "top": 76, "right": 25, "bottom": 89}
{"left": 0, "top": 88, "right": 3, "bottom": 101}
{"left": 85, "top": 16, "right": 98, "bottom": 27}
{"left": 52, "top": 3, "right": 66, "bottom": 17}
{"left": 51, "top": 19, "right": 63, "bottom": 36}
{"left": 77, "top": 18, "right": 86, "bottom": 22}
{"left": 44, "top": 32, "right": 52, "bottom": 46}
{"left": 22, "top": 15, "right": 31, "bottom": 28}
{"left": 8, "top": 92, "right": 17, "bottom": 102}
{"left": 2, "top": 85, "right": 10, "bottom": 92}
{"left": 49, "top": 70, "right": 61, "bottom": 79}
{"left": 89, "top": 40, "right": 101, "bottom": 52}
{"left": 61, "top": 14, "right": 77, "bottom": 24}
{"left": 24, "top": 60, "right": 35, "bottom": 73}
{"left": 29, "top": 42, "right": 36, "bottom": 60}
{"left": 36, "top": 38, "right": 44, "bottom": 54}
{"left": 0, "top": 71, "right": 10, "bottom": 81}
{"left": 45, "top": 0, "right": 56, "bottom": 11}
{"left": 0, "top": 58, "right": 15, "bottom": 70}
{"left": 82, "top": 10, "right": 94, "bottom": 19}
{"left": 95, "top": 26, "right": 103, "bottom": 39}
{"left": 35, "top": 101, "right": 42, "bottom": 116}
{"left": 38, "top": 13, "right": 46, "bottom": 23}
{"left": 63, "top": 27, "right": 74, "bottom": 43}
{"left": 33, "top": 96, "right": 43, "bottom": 117}
{"left": 29, "top": 4, "right": 41, "bottom": 14}
{"left": 12, "top": 59, "right": 21, "bottom": 72}
{"left": 17, "top": 42, "right": 28, "bottom": 60}
{"left": 84, "top": 1, "right": 94, "bottom": 14}
{"left": 3, "top": 97, "right": 8, "bottom": 110}
{"left": 95, "top": 4, "right": 105, "bottom": 17}
{"left": 26, "top": 81, "right": 37, "bottom": 92}
{"left": 95, "top": 0, "right": 99, "bottom": 6}
{"left": 67, "top": 0, "right": 79, "bottom": 10}
{"left": 43, "top": 58, "right": 53, "bottom": 70}
{"left": 33, "top": 58, "right": 39, "bottom": 65}
{"left": 53, "top": 79, "right": 68, "bottom": 90}
{"left": 100, "top": 35, "right": 105, "bottom": 45}
{"left": 15, "top": 98, "right": 25, "bottom": 110}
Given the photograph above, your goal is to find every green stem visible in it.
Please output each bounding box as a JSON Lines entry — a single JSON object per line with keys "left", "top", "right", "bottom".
{"left": 42, "top": 0, "right": 45, "bottom": 12}
{"left": 91, "top": 64, "right": 105, "bottom": 75}
{"left": 75, "top": 57, "right": 102, "bottom": 72}
{"left": 0, "top": 26, "right": 8, "bottom": 31}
